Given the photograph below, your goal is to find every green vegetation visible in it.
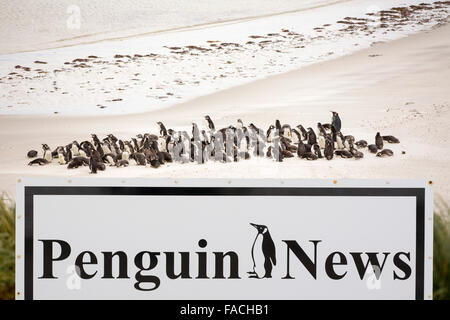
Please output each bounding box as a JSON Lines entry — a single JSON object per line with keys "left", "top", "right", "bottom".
{"left": 0, "top": 193, "right": 15, "bottom": 300}
{"left": 433, "top": 196, "right": 450, "bottom": 300}
{"left": 0, "top": 194, "right": 448, "bottom": 300}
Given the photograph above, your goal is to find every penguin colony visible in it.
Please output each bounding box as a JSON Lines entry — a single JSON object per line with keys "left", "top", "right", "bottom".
{"left": 27, "top": 112, "right": 400, "bottom": 173}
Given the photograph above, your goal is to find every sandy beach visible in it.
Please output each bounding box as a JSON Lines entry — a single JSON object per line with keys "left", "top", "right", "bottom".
{"left": 1, "top": 16, "right": 449, "bottom": 200}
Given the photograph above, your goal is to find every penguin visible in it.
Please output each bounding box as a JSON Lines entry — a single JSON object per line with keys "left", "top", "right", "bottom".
{"left": 266, "top": 125, "right": 275, "bottom": 143}
{"left": 291, "top": 129, "right": 301, "bottom": 144}
{"left": 382, "top": 135, "right": 400, "bottom": 144}
{"left": 28, "top": 158, "right": 49, "bottom": 166}
{"left": 42, "top": 144, "right": 52, "bottom": 162}
{"left": 89, "top": 157, "right": 98, "bottom": 173}
{"left": 297, "top": 140, "right": 306, "bottom": 158}
{"left": 134, "top": 152, "right": 147, "bottom": 166}
{"left": 192, "top": 123, "right": 201, "bottom": 141}
{"left": 248, "top": 223, "right": 276, "bottom": 279}
{"left": 281, "top": 124, "right": 291, "bottom": 139}
{"left": 79, "top": 148, "right": 87, "bottom": 158}
{"left": 318, "top": 129, "right": 326, "bottom": 150}
{"left": 102, "top": 153, "right": 117, "bottom": 166}
{"left": 335, "top": 150, "right": 353, "bottom": 158}
{"left": 157, "top": 122, "right": 168, "bottom": 136}
{"left": 301, "top": 152, "right": 318, "bottom": 160}
{"left": 368, "top": 144, "right": 378, "bottom": 154}
{"left": 58, "top": 153, "right": 66, "bottom": 165}
{"left": 355, "top": 140, "right": 368, "bottom": 148}
{"left": 344, "top": 135, "right": 354, "bottom": 150}
{"left": 331, "top": 111, "right": 342, "bottom": 132}
{"left": 296, "top": 125, "right": 308, "bottom": 141}
{"left": 159, "top": 151, "right": 173, "bottom": 163}
{"left": 121, "top": 151, "right": 130, "bottom": 161}
{"left": 67, "top": 157, "right": 89, "bottom": 169}
{"left": 350, "top": 146, "right": 364, "bottom": 159}
{"left": 101, "top": 142, "right": 112, "bottom": 155}
{"left": 27, "top": 150, "right": 38, "bottom": 158}
{"left": 116, "top": 159, "right": 129, "bottom": 167}
{"left": 204, "top": 115, "right": 215, "bottom": 131}
{"left": 237, "top": 119, "right": 244, "bottom": 129}
{"left": 376, "top": 149, "right": 394, "bottom": 157}
{"left": 275, "top": 119, "right": 282, "bottom": 133}
{"left": 317, "top": 122, "right": 326, "bottom": 136}
{"left": 313, "top": 144, "right": 323, "bottom": 158}
{"left": 324, "top": 138, "right": 334, "bottom": 160}
{"left": 375, "top": 132, "right": 383, "bottom": 150}
{"left": 157, "top": 136, "right": 167, "bottom": 152}
{"left": 307, "top": 128, "right": 317, "bottom": 145}
{"left": 281, "top": 148, "right": 294, "bottom": 158}
{"left": 336, "top": 132, "right": 345, "bottom": 150}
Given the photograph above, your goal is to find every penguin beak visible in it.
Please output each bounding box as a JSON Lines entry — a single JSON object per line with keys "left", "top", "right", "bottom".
{"left": 250, "top": 223, "right": 262, "bottom": 233}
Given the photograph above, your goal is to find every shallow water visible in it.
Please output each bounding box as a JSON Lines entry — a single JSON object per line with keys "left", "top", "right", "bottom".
{"left": 0, "top": 0, "right": 340, "bottom": 54}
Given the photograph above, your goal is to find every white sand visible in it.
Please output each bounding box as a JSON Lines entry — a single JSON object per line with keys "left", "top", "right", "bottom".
{"left": 0, "top": 22, "right": 449, "bottom": 201}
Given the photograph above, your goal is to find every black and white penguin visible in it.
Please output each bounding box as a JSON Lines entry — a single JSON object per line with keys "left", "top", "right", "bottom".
{"left": 192, "top": 123, "right": 201, "bottom": 141}
{"left": 375, "top": 132, "right": 384, "bottom": 150}
{"left": 27, "top": 150, "right": 38, "bottom": 158}
{"left": 382, "top": 135, "right": 400, "bottom": 144}
{"left": 67, "top": 157, "right": 89, "bottom": 169}
{"left": 89, "top": 156, "right": 98, "bottom": 174}
{"left": 204, "top": 115, "right": 215, "bottom": 131}
{"left": 324, "top": 138, "right": 334, "bottom": 160}
{"left": 58, "top": 153, "right": 66, "bottom": 165}
{"left": 296, "top": 125, "right": 307, "bottom": 141}
{"left": 28, "top": 158, "right": 49, "bottom": 166}
{"left": 368, "top": 144, "right": 378, "bottom": 154}
{"left": 131, "top": 152, "right": 146, "bottom": 166}
{"left": 336, "top": 132, "right": 345, "bottom": 150}
{"left": 116, "top": 159, "right": 129, "bottom": 167}
{"left": 376, "top": 149, "right": 394, "bottom": 157}
{"left": 237, "top": 119, "right": 244, "bottom": 130}
{"left": 275, "top": 119, "right": 282, "bottom": 133}
{"left": 355, "top": 140, "right": 368, "bottom": 148}
{"left": 281, "top": 124, "right": 291, "bottom": 139}
{"left": 157, "top": 122, "right": 168, "bottom": 136}
{"left": 317, "top": 123, "right": 326, "bottom": 149}
{"left": 248, "top": 223, "right": 276, "bottom": 279}
{"left": 301, "top": 152, "right": 318, "bottom": 160}
{"left": 350, "top": 146, "right": 364, "bottom": 159}
{"left": 335, "top": 150, "right": 353, "bottom": 158}
{"left": 291, "top": 129, "right": 301, "bottom": 144}
{"left": 307, "top": 128, "right": 317, "bottom": 145}
{"left": 266, "top": 125, "right": 275, "bottom": 143}
{"left": 42, "top": 144, "right": 52, "bottom": 162}
{"left": 331, "top": 111, "right": 342, "bottom": 132}
{"left": 102, "top": 153, "right": 117, "bottom": 166}
{"left": 297, "top": 140, "right": 306, "bottom": 158}
{"left": 313, "top": 144, "right": 323, "bottom": 158}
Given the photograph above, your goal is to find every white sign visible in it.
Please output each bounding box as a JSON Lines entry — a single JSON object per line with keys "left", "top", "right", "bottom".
{"left": 16, "top": 178, "right": 433, "bottom": 300}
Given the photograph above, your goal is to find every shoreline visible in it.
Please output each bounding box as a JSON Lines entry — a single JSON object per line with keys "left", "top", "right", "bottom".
{"left": 1, "top": 0, "right": 448, "bottom": 115}
{"left": 0, "top": 22, "right": 449, "bottom": 200}
{"left": 1, "top": 0, "right": 351, "bottom": 56}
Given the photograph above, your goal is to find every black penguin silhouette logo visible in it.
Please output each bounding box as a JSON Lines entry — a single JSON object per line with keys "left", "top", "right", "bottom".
{"left": 248, "top": 223, "right": 276, "bottom": 279}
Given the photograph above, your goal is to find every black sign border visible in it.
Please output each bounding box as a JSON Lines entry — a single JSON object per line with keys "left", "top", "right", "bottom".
{"left": 24, "top": 186, "right": 425, "bottom": 300}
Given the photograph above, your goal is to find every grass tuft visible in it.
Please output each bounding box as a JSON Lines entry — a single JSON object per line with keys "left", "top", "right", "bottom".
{"left": 433, "top": 195, "right": 450, "bottom": 300}
{"left": 0, "top": 193, "right": 15, "bottom": 300}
